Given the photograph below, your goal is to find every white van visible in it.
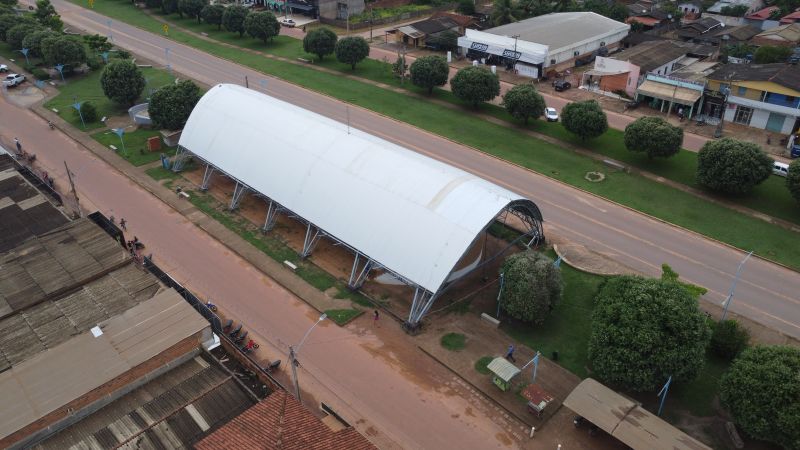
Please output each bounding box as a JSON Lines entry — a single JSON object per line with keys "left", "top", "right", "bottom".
{"left": 773, "top": 161, "right": 790, "bottom": 177}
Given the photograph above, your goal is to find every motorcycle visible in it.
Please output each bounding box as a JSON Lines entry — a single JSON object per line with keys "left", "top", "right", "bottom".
{"left": 205, "top": 301, "right": 218, "bottom": 312}
{"left": 47, "top": 121, "right": 55, "bottom": 130}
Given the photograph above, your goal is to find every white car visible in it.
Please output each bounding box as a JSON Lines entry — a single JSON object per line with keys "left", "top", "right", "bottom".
{"left": 280, "top": 19, "right": 296, "bottom": 28}
{"left": 545, "top": 107, "right": 559, "bottom": 122}
{"left": 0, "top": 64, "right": 8, "bottom": 73}
{"left": 2, "top": 73, "right": 25, "bottom": 87}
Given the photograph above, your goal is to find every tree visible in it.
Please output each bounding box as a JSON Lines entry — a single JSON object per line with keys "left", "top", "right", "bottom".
{"left": 148, "top": 79, "right": 202, "bottom": 130}
{"left": 409, "top": 55, "right": 449, "bottom": 95}
{"left": 426, "top": 30, "right": 459, "bottom": 51}
{"left": 34, "top": 0, "right": 61, "bottom": 31}
{"left": 491, "top": 0, "right": 521, "bottom": 26}
{"left": 179, "top": 0, "right": 206, "bottom": 23}
{"left": 788, "top": 159, "right": 800, "bottom": 203}
{"left": 720, "top": 4, "right": 749, "bottom": 15}
{"left": 754, "top": 45, "right": 793, "bottom": 64}
{"left": 7, "top": 23, "right": 40, "bottom": 51}
{"left": 41, "top": 35, "right": 87, "bottom": 70}
{"left": 100, "top": 59, "right": 146, "bottom": 106}
{"left": 335, "top": 36, "right": 370, "bottom": 70}
{"left": 303, "top": 27, "right": 337, "bottom": 61}
{"left": 201, "top": 4, "right": 224, "bottom": 30}
{"left": 83, "top": 34, "right": 113, "bottom": 54}
{"left": 450, "top": 66, "right": 500, "bottom": 107}
{"left": 0, "top": 13, "right": 36, "bottom": 42}
{"left": 624, "top": 116, "right": 683, "bottom": 159}
{"left": 499, "top": 250, "right": 563, "bottom": 324}
{"left": 502, "top": 84, "right": 545, "bottom": 124}
{"left": 22, "top": 29, "right": 55, "bottom": 57}
{"left": 561, "top": 100, "right": 608, "bottom": 140}
{"left": 697, "top": 138, "right": 773, "bottom": 195}
{"left": 161, "top": 0, "right": 178, "bottom": 15}
{"left": 244, "top": 11, "right": 279, "bottom": 44}
{"left": 74, "top": 100, "right": 98, "bottom": 123}
{"left": 719, "top": 345, "right": 800, "bottom": 449}
{"left": 724, "top": 42, "right": 756, "bottom": 59}
{"left": 710, "top": 320, "right": 749, "bottom": 360}
{"left": 588, "top": 276, "right": 711, "bottom": 391}
{"left": 456, "top": 0, "right": 475, "bottom": 15}
{"left": 222, "top": 4, "right": 248, "bottom": 37}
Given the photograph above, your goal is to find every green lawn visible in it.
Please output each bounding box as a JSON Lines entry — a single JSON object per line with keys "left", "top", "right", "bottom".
{"left": 74, "top": 0, "right": 800, "bottom": 270}
{"left": 441, "top": 332, "right": 467, "bottom": 351}
{"left": 669, "top": 352, "right": 730, "bottom": 417}
{"left": 145, "top": 165, "right": 180, "bottom": 181}
{"left": 43, "top": 66, "right": 176, "bottom": 131}
{"left": 324, "top": 308, "right": 363, "bottom": 326}
{"left": 91, "top": 128, "right": 176, "bottom": 166}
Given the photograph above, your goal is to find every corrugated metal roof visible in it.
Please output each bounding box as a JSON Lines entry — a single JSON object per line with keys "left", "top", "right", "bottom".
{"left": 486, "top": 357, "right": 520, "bottom": 381}
{"left": 0, "top": 289, "right": 208, "bottom": 440}
{"left": 179, "top": 84, "right": 538, "bottom": 294}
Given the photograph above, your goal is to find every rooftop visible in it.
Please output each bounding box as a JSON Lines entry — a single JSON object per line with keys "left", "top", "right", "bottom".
{"left": 610, "top": 40, "right": 689, "bottom": 72}
{"left": 754, "top": 23, "right": 800, "bottom": 43}
{"left": 780, "top": 10, "right": 800, "bottom": 23}
{"left": 196, "top": 390, "right": 377, "bottom": 450}
{"left": 405, "top": 16, "right": 460, "bottom": 35}
{"left": 678, "top": 17, "right": 723, "bottom": 38}
{"left": 708, "top": 63, "right": 800, "bottom": 91}
{"left": 746, "top": 5, "right": 780, "bottom": 20}
{"left": 712, "top": 24, "right": 761, "bottom": 42}
{"left": 0, "top": 288, "right": 209, "bottom": 442}
{"left": 484, "top": 12, "right": 630, "bottom": 53}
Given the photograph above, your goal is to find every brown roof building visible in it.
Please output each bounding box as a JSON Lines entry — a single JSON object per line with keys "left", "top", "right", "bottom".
{"left": 195, "top": 390, "right": 377, "bottom": 450}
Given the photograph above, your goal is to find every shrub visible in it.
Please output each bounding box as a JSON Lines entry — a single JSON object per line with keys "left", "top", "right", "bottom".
{"left": 499, "top": 250, "right": 562, "bottom": 324}
{"left": 787, "top": 159, "right": 800, "bottom": 203}
{"left": 116, "top": 49, "right": 131, "bottom": 59}
{"left": 335, "top": 36, "right": 370, "bottom": 70}
{"left": 710, "top": 320, "right": 749, "bottom": 360}
{"left": 624, "top": 116, "right": 683, "bottom": 159}
{"left": 561, "top": 100, "right": 608, "bottom": 141}
{"left": 100, "top": 59, "right": 146, "bottom": 106}
{"left": 74, "top": 101, "right": 98, "bottom": 123}
{"left": 502, "top": 84, "right": 545, "bottom": 124}
{"left": 697, "top": 137, "right": 772, "bottom": 195}
{"left": 86, "top": 56, "right": 102, "bottom": 71}
{"left": 450, "top": 66, "right": 500, "bottom": 108}
{"left": 31, "top": 67, "right": 50, "bottom": 80}
{"left": 409, "top": 55, "right": 449, "bottom": 94}
{"left": 148, "top": 79, "right": 202, "bottom": 130}
{"left": 303, "top": 27, "right": 337, "bottom": 61}
{"left": 474, "top": 356, "right": 493, "bottom": 374}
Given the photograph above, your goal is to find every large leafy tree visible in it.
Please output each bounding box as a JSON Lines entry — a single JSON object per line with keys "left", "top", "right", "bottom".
{"left": 303, "top": 27, "right": 337, "bottom": 61}
{"left": 34, "top": 0, "right": 61, "bottom": 31}
{"left": 335, "top": 36, "right": 370, "bottom": 70}
{"left": 502, "top": 84, "right": 545, "bottom": 124}
{"left": 41, "top": 35, "right": 87, "bottom": 70}
{"left": 7, "top": 23, "right": 40, "bottom": 51}
{"left": 697, "top": 138, "right": 773, "bottom": 195}
{"left": 22, "top": 29, "right": 55, "bottom": 57}
{"left": 148, "top": 79, "right": 202, "bottom": 130}
{"left": 491, "top": 0, "right": 522, "bottom": 26}
{"left": 499, "top": 251, "right": 563, "bottom": 325}
{"left": 754, "top": 45, "right": 793, "bottom": 63}
{"left": 788, "top": 159, "right": 800, "bottom": 203}
{"left": 409, "top": 55, "right": 449, "bottom": 95}
{"left": 201, "top": 4, "right": 224, "bottom": 30}
{"left": 588, "top": 276, "right": 711, "bottom": 392}
{"left": 179, "top": 0, "right": 206, "bottom": 23}
{"left": 0, "top": 13, "right": 36, "bottom": 42}
{"left": 624, "top": 116, "right": 683, "bottom": 159}
{"left": 450, "top": 66, "right": 500, "bottom": 108}
{"left": 719, "top": 345, "right": 800, "bottom": 449}
{"left": 561, "top": 100, "right": 608, "bottom": 140}
{"left": 100, "top": 59, "right": 146, "bottom": 106}
{"left": 222, "top": 4, "right": 248, "bottom": 37}
{"left": 244, "top": 11, "right": 279, "bottom": 44}
{"left": 83, "top": 34, "right": 113, "bottom": 54}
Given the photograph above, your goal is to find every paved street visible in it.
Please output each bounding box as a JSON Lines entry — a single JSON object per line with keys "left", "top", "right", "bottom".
{"left": 34, "top": 0, "right": 800, "bottom": 339}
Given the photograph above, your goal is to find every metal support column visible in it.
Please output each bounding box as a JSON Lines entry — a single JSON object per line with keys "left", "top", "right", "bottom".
{"left": 200, "top": 164, "right": 215, "bottom": 191}
{"left": 262, "top": 200, "right": 279, "bottom": 232}
{"left": 229, "top": 181, "right": 248, "bottom": 211}
{"left": 407, "top": 287, "right": 435, "bottom": 327}
{"left": 300, "top": 223, "right": 322, "bottom": 258}
{"left": 347, "top": 253, "right": 374, "bottom": 290}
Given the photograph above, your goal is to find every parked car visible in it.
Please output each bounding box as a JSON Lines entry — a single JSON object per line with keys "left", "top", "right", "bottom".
{"left": 553, "top": 79, "right": 571, "bottom": 92}
{"left": 280, "top": 19, "right": 296, "bottom": 27}
{"left": 0, "top": 64, "right": 8, "bottom": 73}
{"left": 773, "top": 161, "right": 790, "bottom": 177}
{"left": 545, "top": 107, "right": 559, "bottom": 122}
{"left": 2, "top": 73, "right": 25, "bottom": 87}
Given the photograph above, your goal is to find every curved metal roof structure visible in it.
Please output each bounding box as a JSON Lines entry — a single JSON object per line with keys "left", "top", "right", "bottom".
{"left": 177, "top": 84, "right": 543, "bottom": 326}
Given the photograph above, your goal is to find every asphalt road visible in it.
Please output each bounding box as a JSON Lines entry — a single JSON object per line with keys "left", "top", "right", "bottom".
{"left": 36, "top": 3, "right": 800, "bottom": 339}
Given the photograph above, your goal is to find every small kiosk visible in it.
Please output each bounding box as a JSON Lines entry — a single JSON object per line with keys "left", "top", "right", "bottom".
{"left": 521, "top": 384, "right": 554, "bottom": 417}
{"left": 487, "top": 357, "right": 521, "bottom": 392}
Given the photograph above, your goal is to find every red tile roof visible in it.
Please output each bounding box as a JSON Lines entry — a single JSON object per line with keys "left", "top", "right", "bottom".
{"left": 781, "top": 11, "right": 800, "bottom": 23}
{"left": 194, "top": 391, "right": 377, "bottom": 450}
{"left": 746, "top": 5, "right": 779, "bottom": 20}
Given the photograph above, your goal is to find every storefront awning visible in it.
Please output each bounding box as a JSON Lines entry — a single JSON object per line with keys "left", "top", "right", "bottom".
{"left": 584, "top": 69, "right": 629, "bottom": 76}
{"left": 397, "top": 26, "right": 425, "bottom": 39}
{"left": 458, "top": 29, "right": 548, "bottom": 65}
{"left": 637, "top": 79, "right": 702, "bottom": 104}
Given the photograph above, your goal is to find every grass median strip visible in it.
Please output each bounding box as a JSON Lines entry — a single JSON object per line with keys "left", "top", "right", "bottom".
{"left": 68, "top": 0, "right": 800, "bottom": 270}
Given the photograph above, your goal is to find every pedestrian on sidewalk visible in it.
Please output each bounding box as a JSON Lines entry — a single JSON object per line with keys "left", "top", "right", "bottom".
{"left": 119, "top": 218, "right": 127, "bottom": 231}
{"left": 373, "top": 310, "right": 380, "bottom": 327}
{"left": 505, "top": 344, "right": 516, "bottom": 362}
{"left": 14, "top": 138, "right": 21, "bottom": 153}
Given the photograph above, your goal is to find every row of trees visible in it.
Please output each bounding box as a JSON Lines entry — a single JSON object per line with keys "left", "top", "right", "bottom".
{"left": 302, "top": 28, "right": 370, "bottom": 69}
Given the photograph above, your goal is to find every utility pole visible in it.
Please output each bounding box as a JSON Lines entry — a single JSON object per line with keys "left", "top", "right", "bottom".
{"left": 512, "top": 34, "right": 520, "bottom": 72}
{"left": 64, "top": 161, "right": 82, "bottom": 218}
{"left": 714, "top": 72, "right": 734, "bottom": 138}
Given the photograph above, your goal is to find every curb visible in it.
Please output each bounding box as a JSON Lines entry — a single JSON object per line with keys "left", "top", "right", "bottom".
{"left": 416, "top": 345, "right": 540, "bottom": 431}
{"left": 552, "top": 244, "right": 631, "bottom": 277}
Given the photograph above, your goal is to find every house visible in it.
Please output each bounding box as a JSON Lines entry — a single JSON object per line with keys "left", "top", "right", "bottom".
{"left": 745, "top": 5, "right": 782, "bottom": 29}
{"left": 627, "top": 9, "right": 673, "bottom": 29}
{"left": 677, "top": 17, "right": 725, "bottom": 40}
{"left": 706, "top": 0, "right": 763, "bottom": 15}
{"left": 705, "top": 63, "right": 800, "bottom": 134}
{"left": 635, "top": 58, "right": 720, "bottom": 118}
{"left": 584, "top": 40, "right": 690, "bottom": 96}
{"left": 430, "top": 11, "right": 476, "bottom": 34}
{"left": 779, "top": 10, "right": 800, "bottom": 24}
{"left": 458, "top": 12, "right": 630, "bottom": 78}
{"left": 751, "top": 22, "right": 800, "bottom": 46}
{"left": 678, "top": 1, "right": 702, "bottom": 19}
{"left": 697, "top": 24, "right": 761, "bottom": 45}
{"left": 391, "top": 16, "right": 461, "bottom": 48}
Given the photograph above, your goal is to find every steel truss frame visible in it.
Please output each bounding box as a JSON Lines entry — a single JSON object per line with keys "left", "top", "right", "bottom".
{"left": 173, "top": 149, "right": 544, "bottom": 331}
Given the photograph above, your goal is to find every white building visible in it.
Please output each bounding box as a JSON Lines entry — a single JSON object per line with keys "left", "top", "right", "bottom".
{"left": 458, "top": 12, "right": 630, "bottom": 78}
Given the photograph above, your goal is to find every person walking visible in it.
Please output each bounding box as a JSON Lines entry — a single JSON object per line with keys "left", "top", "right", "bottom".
{"left": 373, "top": 310, "right": 380, "bottom": 327}
{"left": 119, "top": 218, "right": 127, "bottom": 231}
{"left": 505, "top": 344, "right": 516, "bottom": 362}
{"left": 14, "top": 138, "right": 21, "bottom": 153}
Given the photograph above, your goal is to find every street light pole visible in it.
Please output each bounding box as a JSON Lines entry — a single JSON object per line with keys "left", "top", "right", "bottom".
{"left": 721, "top": 251, "right": 754, "bottom": 321}
{"left": 512, "top": 34, "right": 520, "bottom": 72}
{"left": 290, "top": 313, "right": 327, "bottom": 402}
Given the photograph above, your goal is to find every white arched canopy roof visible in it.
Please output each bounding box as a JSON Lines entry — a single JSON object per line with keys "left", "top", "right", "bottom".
{"left": 179, "top": 84, "right": 542, "bottom": 294}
